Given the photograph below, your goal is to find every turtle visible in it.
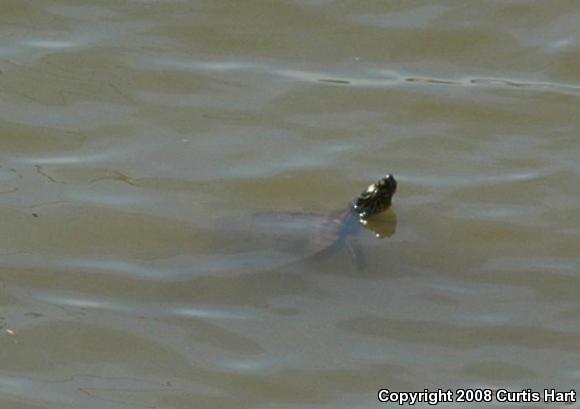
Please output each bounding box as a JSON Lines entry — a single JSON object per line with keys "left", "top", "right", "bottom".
{"left": 215, "top": 174, "right": 397, "bottom": 271}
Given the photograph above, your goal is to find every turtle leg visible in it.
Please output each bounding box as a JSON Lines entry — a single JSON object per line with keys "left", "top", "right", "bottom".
{"left": 344, "top": 238, "right": 365, "bottom": 271}
{"left": 305, "top": 238, "right": 365, "bottom": 272}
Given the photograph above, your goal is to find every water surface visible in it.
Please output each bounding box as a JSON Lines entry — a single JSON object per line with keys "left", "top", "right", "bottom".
{"left": 1, "top": 1, "right": 580, "bottom": 408}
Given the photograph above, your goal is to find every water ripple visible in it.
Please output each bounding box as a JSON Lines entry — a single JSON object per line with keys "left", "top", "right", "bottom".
{"left": 27, "top": 290, "right": 258, "bottom": 321}
{"left": 133, "top": 55, "right": 580, "bottom": 96}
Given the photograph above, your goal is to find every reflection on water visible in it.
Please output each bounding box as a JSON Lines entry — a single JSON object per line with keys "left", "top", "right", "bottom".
{"left": 1, "top": 1, "right": 580, "bottom": 408}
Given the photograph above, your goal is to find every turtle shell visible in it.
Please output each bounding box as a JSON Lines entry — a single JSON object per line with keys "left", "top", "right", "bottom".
{"left": 213, "top": 207, "right": 352, "bottom": 270}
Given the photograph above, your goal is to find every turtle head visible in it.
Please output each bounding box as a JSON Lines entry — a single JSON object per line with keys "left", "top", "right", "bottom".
{"left": 353, "top": 174, "right": 397, "bottom": 221}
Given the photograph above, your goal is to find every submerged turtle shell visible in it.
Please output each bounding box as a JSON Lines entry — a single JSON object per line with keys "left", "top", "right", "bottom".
{"left": 214, "top": 175, "right": 397, "bottom": 271}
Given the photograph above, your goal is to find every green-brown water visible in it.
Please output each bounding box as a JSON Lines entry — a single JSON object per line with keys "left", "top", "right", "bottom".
{"left": 1, "top": 1, "right": 580, "bottom": 408}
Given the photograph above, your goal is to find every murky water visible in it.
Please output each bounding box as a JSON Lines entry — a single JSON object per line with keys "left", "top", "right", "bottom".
{"left": 1, "top": 1, "right": 580, "bottom": 408}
